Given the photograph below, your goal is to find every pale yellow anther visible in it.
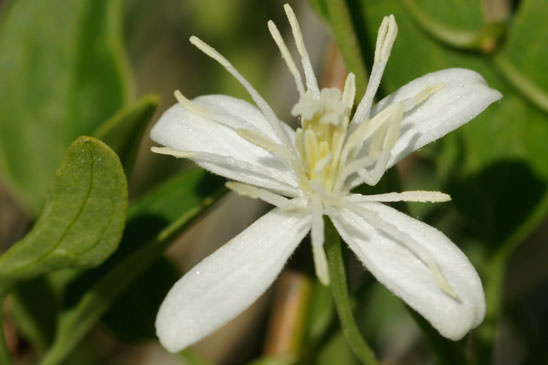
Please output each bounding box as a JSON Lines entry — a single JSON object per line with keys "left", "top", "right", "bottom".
{"left": 313, "top": 152, "right": 333, "bottom": 176}
{"left": 304, "top": 129, "right": 318, "bottom": 167}
{"left": 174, "top": 90, "right": 209, "bottom": 117}
{"left": 375, "top": 14, "right": 398, "bottom": 62}
{"left": 267, "top": 20, "right": 305, "bottom": 95}
{"left": 226, "top": 181, "right": 292, "bottom": 208}
{"left": 237, "top": 129, "right": 280, "bottom": 152}
{"left": 342, "top": 73, "right": 356, "bottom": 110}
{"left": 283, "top": 3, "right": 319, "bottom": 96}
{"left": 428, "top": 263, "right": 458, "bottom": 299}
{"left": 151, "top": 146, "right": 196, "bottom": 159}
{"left": 283, "top": 4, "right": 307, "bottom": 62}
{"left": 405, "top": 83, "right": 444, "bottom": 112}
{"left": 190, "top": 36, "right": 230, "bottom": 68}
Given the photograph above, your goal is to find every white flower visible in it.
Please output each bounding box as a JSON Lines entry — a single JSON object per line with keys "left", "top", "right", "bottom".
{"left": 151, "top": 4, "right": 502, "bottom": 353}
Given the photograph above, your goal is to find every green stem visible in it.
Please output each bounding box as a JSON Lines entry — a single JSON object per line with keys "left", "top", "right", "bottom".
{"left": 400, "top": 0, "right": 505, "bottom": 53}
{"left": 491, "top": 54, "right": 548, "bottom": 114}
{"left": 0, "top": 295, "right": 11, "bottom": 365}
{"left": 324, "top": 218, "right": 378, "bottom": 365}
{"left": 324, "top": 0, "right": 368, "bottom": 98}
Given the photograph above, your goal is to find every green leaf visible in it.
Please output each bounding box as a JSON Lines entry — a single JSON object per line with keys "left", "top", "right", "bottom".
{"left": 0, "top": 137, "right": 128, "bottom": 295}
{"left": 93, "top": 94, "right": 159, "bottom": 175}
{"left": 0, "top": 0, "right": 132, "bottom": 215}
{"left": 41, "top": 169, "right": 225, "bottom": 365}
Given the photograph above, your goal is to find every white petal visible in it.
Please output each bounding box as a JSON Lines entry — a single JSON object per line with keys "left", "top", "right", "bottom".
{"left": 371, "top": 68, "right": 502, "bottom": 167}
{"left": 150, "top": 95, "right": 299, "bottom": 195}
{"left": 329, "top": 202, "right": 485, "bottom": 340}
{"left": 155, "top": 208, "right": 311, "bottom": 352}
{"left": 156, "top": 148, "right": 300, "bottom": 196}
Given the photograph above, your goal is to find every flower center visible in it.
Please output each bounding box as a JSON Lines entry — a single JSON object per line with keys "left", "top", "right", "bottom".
{"left": 293, "top": 88, "right": 351, "bottom": 194}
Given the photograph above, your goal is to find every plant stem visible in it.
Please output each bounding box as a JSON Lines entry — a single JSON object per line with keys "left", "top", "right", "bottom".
{"left": 263, "top": 270, "right": 311, "bottom": 358}
{"left": 400, "top": 0, "right": 505, "bottom": 53}
{"left": 0, "top": 295, "right": 11, "bottom": 365}
{"left": 481, "top": 0, "right": 511, "bottom": 23}
{"left": 324, "top": 217, "right": 378, "bottom": 365}
{"left": 491, "top": 54, "right": 548, "bottom": 114}
{"left": 324, "top": 0, "right": 368, "bottom": 98}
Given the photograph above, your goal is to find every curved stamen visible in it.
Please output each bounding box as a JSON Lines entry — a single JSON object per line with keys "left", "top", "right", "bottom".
{"left": 348, "top": 203, "right": 458, "bottom": 299}
{"left": 351, "top": 15, "right": 398, "bottom": 127}
{"left": 310, "top": 197, "right": 329, "bottom": 285}
{"left": 189, "top": 36, "right": 292, "bottom": 149}
{"left": 236, "top": 128, "right": 301, "bottom": 172}
{"left": 347, "top": 191, "right": 451, "bottom": 203}
{"left": 174, "top": 90, "right": 209, "bottom": 117}
{"left": 267, "top": 20, "right": 305, "bottom": 96}
{"left": 226, "top": 181, "right": 291, "bottom": 206}
{"left": 340, "top": 103, "right": 403, "bottom": 170}
{"left": 342, "top": 73, "right": 356, "bottom": 111}
{"left": 152, "top": 147, "right": 300, "bottom": 195}
{"left": 283, "top": 4, "right": 320, "bottom": 97}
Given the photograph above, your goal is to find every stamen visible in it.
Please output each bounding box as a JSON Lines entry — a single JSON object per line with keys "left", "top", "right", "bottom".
{"left": 310, "top": 198, "right": 329, "bottom": 285}
{"left": 341, "top": 103, "right": 403, "bottom": 167}
{"left": 174, "top": 90, "right": 209, "bottom": 117}
{"left": 313, "top": 152, "right": 333, "bottom": 175}
{"left": 335, "top": 155, "right": 376, "bottom": 190}
{"left": 237, "top": 128, "right": 284, "bottom": 153}
{"left": 267, "top": 20, "right": 305, "bottom": 95}
{"left": 428, "top": 263, "right": 458, "bottom": 299}
{"left": 342, "top": 73, "right": 356, "bottom": 111}
{"left": 351, "top": 15, "right": 398, "bottom": 126}
{"left": 283, "top": 4, "right": 320, "bottom": 97}
{"left": 348, "top": 191, "right": 451, "bottom": 203}
{"left": 349, "top": 204, "right": 459, "bottom": 300}
{"left": 403, "top": 83, "right": 444, "bottom": 112}
{"left": 363, "top": 150, "right": 390, "bottom": 186}
{"left": 304, "top": 129, "right": 318, "bottom": 169}
{"left": 150, "top": 146, "right": 196, "bottom": 158}
{"left": 226, "top": 181, "right": 291, "bottom": 208}
{"left": 375, "top": 14, "right": 398, "bottom": 63}
{"left": 189, "top": 36, "right": 292, "bottom": 148}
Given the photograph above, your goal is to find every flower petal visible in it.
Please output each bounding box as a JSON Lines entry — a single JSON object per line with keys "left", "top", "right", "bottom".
{"left": 329, "top": 201, "right": 485, "bottom": 340}
{"left": 371, "top": 68, "right": 502, "bottom": 167}
{"left": 155, "top": 208, "right": 311, "bottom": 352}
{"left": 150, "top": 94, "right": 299, "bottom": 194}
{"left": 154, "top": 148, "right": 300, "bottom": 196}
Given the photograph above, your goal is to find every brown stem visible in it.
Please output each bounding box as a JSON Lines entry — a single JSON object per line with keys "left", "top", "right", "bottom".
{"left": 263, "top": 270, "right": 312, "bottom": 357}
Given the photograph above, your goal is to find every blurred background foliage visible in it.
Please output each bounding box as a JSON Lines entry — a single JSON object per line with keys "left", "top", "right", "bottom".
{"left": 0, "top": 0, "right": 547, "bottom": 364}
